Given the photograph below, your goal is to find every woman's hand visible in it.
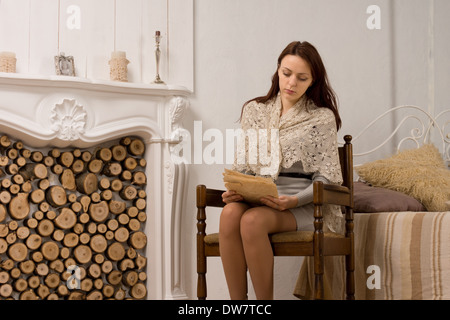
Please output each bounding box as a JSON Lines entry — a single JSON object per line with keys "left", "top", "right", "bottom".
{"left": 222, "top": 190, "right": 244, "bottom": 204}
{"left": 260, "top": 195, "right": 298, "bottom": 211}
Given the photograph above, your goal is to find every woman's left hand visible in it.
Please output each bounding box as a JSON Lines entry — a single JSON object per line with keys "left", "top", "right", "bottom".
{"left": 260, "top": 195, "right": 298, "bottom": 211}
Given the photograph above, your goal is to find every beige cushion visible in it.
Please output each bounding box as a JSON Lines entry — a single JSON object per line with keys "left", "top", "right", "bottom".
{"left": 357, "top": 144, "right": 450, "bottom": 212}
{"left": 204, "top": 231, "right": 343, "bottom": 245}
{"left": 270, "top": 231, "right": 314, "bottom": 243}
{"left": 204, "top": 233, "right": 219, "bottom": 245}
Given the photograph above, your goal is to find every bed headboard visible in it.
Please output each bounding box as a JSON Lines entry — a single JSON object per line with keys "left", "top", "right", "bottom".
{"left": 348, "top": 106, "right": 449, "bottom": 168}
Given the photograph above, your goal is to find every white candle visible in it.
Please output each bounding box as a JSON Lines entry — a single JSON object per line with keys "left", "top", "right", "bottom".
{"left": 0, "top": 52, "right": 16, "bottom": 59}
{"left": 111, "top": 51, "right": 126, "bottom": 59}
{"left": 109, "top": 51, "right": 129, "bottom": 82}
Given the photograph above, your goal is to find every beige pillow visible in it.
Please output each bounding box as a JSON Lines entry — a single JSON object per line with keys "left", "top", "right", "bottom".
{"left": 353, "top": 181, "right": 426, "bottom": 213}
{"left": 356, "top": 144, "right": 450, "bottom": 212}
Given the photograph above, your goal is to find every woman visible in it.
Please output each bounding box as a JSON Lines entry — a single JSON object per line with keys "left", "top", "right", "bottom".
{"left": 220, "top": 41, "right": 343, "bottom": 300}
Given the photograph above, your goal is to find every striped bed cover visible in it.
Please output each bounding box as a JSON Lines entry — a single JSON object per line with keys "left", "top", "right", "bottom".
{"left": 294, "top": 211, "right": 450, "bottom": 300}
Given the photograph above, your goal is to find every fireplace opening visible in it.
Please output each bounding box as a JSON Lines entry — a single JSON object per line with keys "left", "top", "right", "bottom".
{"left": 0, "top": 132, "right": 148, "bottom": 300}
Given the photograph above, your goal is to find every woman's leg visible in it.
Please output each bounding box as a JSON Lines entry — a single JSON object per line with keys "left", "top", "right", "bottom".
{"left": 219, "top": 202, "right": 251, "bottom": 300}
{"left": 240, "top": 207, "right": 297, "bottom": 300}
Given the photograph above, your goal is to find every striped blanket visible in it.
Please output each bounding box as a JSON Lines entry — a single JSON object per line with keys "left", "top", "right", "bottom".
{"left": 294, "top": 211, "right": 450, "bottom": 300}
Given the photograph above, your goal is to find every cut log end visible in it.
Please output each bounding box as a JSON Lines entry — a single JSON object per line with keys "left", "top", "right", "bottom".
{"left": 76, "top": 172, "right": 98, "bottom": 195}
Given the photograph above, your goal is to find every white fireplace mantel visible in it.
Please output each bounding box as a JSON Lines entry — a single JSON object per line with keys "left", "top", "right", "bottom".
{"left": 0, "top": 73, "right": 190, "bottom": 300}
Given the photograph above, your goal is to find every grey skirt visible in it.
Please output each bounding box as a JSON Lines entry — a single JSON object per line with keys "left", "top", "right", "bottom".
{"left": 276, "top": 176, "right": 314, "bottom": 231}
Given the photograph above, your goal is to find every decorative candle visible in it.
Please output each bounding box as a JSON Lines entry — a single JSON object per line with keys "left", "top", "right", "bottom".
{"left": 109, "top": 51, "right": 130, "bottom": 82}
{"left": 152, "top": 31, "right": 165, "bottom": 84}
{"left": 0, "top": 51, "right": 17, "bottom": 73}
{"left": 111, "top": 51, "right": 126, "bottom": 59}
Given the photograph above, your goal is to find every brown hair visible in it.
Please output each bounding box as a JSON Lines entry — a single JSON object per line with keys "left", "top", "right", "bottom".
{"left": 241, "top": 41, "right": 341, "bottom": 130}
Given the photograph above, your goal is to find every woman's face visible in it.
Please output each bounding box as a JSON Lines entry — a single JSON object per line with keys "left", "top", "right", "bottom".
{"left": 278, "top": 54, "right": 313, "bottom": 107}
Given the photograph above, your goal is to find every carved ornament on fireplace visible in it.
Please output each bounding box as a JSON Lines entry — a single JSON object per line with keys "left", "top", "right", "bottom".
{"left": 50, "top": 99, "right": 87, "bottom": 141}
{"left": 169, "top": 96, "right": 188, "bottom": 132}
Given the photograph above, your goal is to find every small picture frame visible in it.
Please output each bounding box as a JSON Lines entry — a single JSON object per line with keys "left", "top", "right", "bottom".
{"left": 55, "top": 53, "right": 75, "bottom": 76}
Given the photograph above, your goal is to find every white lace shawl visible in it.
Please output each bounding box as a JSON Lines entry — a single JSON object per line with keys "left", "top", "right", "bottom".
{"left": 232, "top": 94, "right": 344, "bottom": 233}
{"left": 233, "top": 94, "right": 342, "bottom": 182}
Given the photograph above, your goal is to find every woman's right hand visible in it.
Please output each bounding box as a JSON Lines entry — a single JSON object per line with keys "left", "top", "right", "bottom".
{"left": 222, "top": 190, "right": 244, "bottom": 204}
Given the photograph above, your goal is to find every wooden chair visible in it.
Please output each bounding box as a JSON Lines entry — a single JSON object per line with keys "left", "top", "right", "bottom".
{"left": 196, "top": 135, "right": 355, "bottom": 300}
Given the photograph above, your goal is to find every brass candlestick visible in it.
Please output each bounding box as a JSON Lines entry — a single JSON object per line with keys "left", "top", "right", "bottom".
{"left": 153, "top": 31, "right": 165, "bottom": 84}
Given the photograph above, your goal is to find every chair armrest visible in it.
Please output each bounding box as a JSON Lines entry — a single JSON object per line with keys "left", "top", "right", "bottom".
{"left": 196, "top": 185, "right": 226, "bottom": 209}
{"left": 313, "top": 181, "right": 353, "bottom": 208}
{"left": 205, "top": 188, "right": 226, "bottom": 208}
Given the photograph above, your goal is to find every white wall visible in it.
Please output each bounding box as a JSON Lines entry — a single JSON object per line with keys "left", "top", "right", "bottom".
{"left": 183, "top": 0, "right": 450, "bottom": 300}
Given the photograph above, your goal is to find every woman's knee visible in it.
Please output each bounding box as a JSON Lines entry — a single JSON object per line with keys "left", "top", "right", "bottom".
{"left": 220, "top": 203, "right": 247, "bottom": 236}
{"left": 240, "top": 208, "right": 268, "bottom": 240}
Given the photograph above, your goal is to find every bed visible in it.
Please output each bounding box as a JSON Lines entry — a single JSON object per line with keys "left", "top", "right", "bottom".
{"left": 294, "top": 106, "right": 450, "bottom": 300}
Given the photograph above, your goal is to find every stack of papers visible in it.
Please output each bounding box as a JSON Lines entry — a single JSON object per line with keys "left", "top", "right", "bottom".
{"left": 223, "top": 169, "right": 278, "bottom": 205}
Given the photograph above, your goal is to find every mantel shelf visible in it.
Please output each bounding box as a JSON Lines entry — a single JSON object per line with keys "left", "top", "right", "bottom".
{"left": 0, "top": 72, "right": 191, "bottom": 97}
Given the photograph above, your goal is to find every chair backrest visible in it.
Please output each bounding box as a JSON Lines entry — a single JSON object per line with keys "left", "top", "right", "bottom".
{"left": 339, "top": 135, "right": 354, "bottom": 191}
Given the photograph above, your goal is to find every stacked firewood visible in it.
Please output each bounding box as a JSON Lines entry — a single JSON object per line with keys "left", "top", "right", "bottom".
{"left": 0, "top": 134, "right": 147, "bottom": 300}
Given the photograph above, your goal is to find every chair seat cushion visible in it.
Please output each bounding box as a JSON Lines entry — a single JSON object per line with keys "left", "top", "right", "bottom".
{"left": 204, "top": 231, "right": 344, "bottom": 245}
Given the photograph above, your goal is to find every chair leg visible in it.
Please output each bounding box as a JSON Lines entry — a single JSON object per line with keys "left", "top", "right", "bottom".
{"left": 197, "top": 231, "right": 207, "bottom": 300}
{"left": 313, "top": 252, "right": 324, "bottom": 300}
{"left": 313, "top": 188, "right": 325, "bottom": 300}
{"left": 313, "top": 219, "right": 325, "bottom": 300}
{"left": 197, "top": 185, "right": 207, "bottom": 300}
{"left": 345, "top": 254, "right": 355, "bottom": 300}
{"left": 345, "top": 207, "right": 355, "bottom": 300}
{"left": 197, "top": 265, "right": 207, "bottom": 300}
